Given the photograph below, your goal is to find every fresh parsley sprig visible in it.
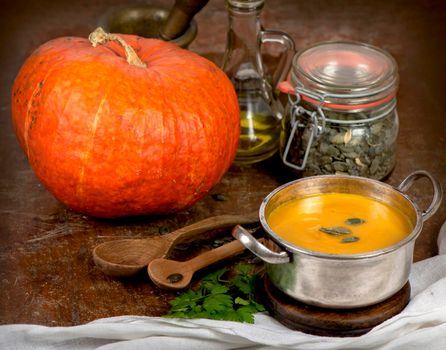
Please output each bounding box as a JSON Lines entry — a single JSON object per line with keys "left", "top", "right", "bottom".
{"left": 165, "top": 264, "right": 265, "bottom": 323}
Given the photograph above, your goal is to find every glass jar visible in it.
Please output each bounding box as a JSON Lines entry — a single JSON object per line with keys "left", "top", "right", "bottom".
{"left": 279, "top": 41, "right": 399, "bottom": 180}
{"left": 222, "top": 0, "right": 295, "bottom": 164}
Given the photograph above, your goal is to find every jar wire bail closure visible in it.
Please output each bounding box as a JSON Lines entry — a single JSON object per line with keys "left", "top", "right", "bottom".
{"left": 282, "top": 89, "right": 326, "bottom": 171}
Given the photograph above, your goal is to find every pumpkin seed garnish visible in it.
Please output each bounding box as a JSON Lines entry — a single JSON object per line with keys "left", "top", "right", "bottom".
{"left": 340, "top": 236, "right": 360, "bottom": 243}
{"left": 319, "top": 226, "right": 352, "bottom": 235}
{"left": 344, "top": 218, "right": 366, "bottom": 225}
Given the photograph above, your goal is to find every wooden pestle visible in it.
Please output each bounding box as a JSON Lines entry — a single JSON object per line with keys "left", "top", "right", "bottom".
{"left": 160, "top": 0, "right": 209, "bottom": 40}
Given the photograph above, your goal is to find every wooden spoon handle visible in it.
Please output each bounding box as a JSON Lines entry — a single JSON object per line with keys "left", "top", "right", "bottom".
{"left": 186, "top": 239, "right": 246, "bottom": 272}
{"left": 162, "top": 211, "right": 258, "bottom": 257}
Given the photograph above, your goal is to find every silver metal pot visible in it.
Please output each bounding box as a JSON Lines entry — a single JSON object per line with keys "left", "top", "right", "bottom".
{"left": 233, "top": 170, "right": 442, "bottom": 308}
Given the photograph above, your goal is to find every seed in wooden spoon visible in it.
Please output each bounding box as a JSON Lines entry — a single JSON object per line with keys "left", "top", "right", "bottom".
{"left": 167, "top": 273, "right": 184, "bottom": 283}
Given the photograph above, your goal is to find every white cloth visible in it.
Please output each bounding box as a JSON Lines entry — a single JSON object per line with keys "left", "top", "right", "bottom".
{"left": 2, "top": 228, "right": 446, "bottom": 350}
{"left": 437, "top": 219, "right": 446, "bottom": 255}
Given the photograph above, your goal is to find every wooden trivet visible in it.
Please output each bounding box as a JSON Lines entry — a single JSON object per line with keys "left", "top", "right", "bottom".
{"left": 262, "top": 277, "right": 410, "bottom": 337}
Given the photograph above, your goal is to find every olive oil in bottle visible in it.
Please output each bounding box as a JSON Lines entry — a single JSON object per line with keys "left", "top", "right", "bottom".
{"left": 221, "top": 0, "right": 294, "bottom": 164}
{"left": 234, "top": 75, "right": 281, "bottom": 163}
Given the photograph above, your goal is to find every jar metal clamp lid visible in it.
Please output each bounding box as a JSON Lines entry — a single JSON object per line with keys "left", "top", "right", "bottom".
{"left": 279, "top": 41, "right": 399, "bottom": 171}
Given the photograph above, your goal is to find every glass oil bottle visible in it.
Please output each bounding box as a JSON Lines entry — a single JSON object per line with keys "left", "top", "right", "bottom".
{"left": 222, "top": 0, "right": 294, "bottom": 164}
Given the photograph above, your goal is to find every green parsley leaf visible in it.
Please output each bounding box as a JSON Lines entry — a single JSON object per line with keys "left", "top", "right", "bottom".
{"left": 231, "top": 275, "right": 252, "bottom": 294}
{"left": 251, "top": 300, "right": 266, "bottom": 312}
{"left": 236, "top": 305, "right": 257, "bottom": 323}
{"left": 164, "top": 263, "right": 265, "bottom": 323}
{"left": 234, "top": 296, "right": 250, "bottom": 305}
{"left": 235, "top": 264, "right": 252, "bottom": 275}
{"left": 203, "top": 293, "right": 233, "bottom": 313}
{"left": 202, "top": 267, "right": 228, "bottom": 284}
{"left": 202, "top": 283, "right": 228, "bottom": 295}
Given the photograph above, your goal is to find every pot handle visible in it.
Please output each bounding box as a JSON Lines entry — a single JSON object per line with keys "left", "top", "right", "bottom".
{"left": 397, "top": 170, "right": 443, "bottom": 222}
{"left": 232, "top": 225, "right": 290, "bottom": 264}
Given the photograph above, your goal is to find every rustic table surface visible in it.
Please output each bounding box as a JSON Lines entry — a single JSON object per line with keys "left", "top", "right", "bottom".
{"left": 1, "top": 0, "right": 445, "bottom": 326}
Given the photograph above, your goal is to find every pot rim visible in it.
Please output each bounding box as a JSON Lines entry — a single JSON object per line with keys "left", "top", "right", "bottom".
{"left": 259, "top": 174, "right": 423, "bottom": 260}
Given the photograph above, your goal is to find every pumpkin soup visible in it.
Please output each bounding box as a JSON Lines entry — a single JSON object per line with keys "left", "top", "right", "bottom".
{"left": 267, "top": 193, "right": 413, "bottom": 254}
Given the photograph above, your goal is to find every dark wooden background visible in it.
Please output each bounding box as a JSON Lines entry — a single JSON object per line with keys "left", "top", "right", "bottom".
{"left": 1, "top": 0, "right": 445, "bottom": 326}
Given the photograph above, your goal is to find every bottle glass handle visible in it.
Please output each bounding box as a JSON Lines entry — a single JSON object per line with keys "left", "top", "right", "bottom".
{"left": 259, "top": 29, "right": 295, "bottom": 88}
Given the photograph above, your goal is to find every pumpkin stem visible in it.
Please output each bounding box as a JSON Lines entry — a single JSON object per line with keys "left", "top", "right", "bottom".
{"left": 88, "top": 27, "right": 147, "bottom": 68}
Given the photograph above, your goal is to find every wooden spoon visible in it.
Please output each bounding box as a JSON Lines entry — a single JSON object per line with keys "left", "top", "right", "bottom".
{"left": 148, "top": 238, "right": 248, "bottom": 290}
{"left": 92, "top": 212, "right": 258, "bottom": 278}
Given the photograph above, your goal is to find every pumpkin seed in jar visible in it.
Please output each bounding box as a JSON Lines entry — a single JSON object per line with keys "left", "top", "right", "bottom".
{"left": 281, "top": 102, "right": 397, "bottom": 180}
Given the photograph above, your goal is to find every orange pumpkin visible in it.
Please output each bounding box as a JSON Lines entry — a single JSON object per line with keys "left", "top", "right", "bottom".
{"left": 11, "top": 28, "right": 239, "bottom": 218}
